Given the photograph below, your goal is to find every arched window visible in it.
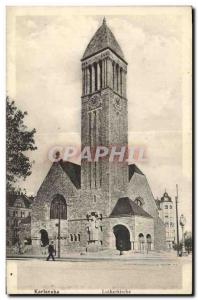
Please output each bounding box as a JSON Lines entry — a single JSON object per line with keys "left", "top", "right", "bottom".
{"left": 135, "top": 197, "right": 144, "bottom": 207}
{"left": 99, "top": 61, "right": 102, "bottom": 88}
{"left": 89, "top": 66, "right": 92, "bottom": 93}
{"left": 112, "top": 61, "right": 115, "bottom": 89}
{"left": 78, "top": 234, "right": 80, "bottom": 242}
{"left": 50, "top": 194, "right": 67, "bottom": 220}
{"left": 116, "top": 64, "right": 119, "bottom": 92}
{"left": 146, "top": 234, "right": 152, "bottom": 251}
{"left": 138, "top": 233, "right": 144, "bottom": 251}
{"left": 94, "top": 63, "right": 97, "bottom": 91}
{"left": 70, "top": 234, "right": 73, "bottom": 242}
{"left": 120, "top": 68, "right": 123, "bottom": 95}
{"left": 74, "top": 234, "right": 77, "bottom": 242}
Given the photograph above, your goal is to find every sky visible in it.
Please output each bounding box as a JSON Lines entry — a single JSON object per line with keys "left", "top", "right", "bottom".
{"left": 7, "top": 7, "right": 192, "bottom": 229}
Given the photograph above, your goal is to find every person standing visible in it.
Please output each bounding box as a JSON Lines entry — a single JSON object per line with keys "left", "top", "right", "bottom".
{"left": 46, "top": 241, "right": 56, "bottom": 261}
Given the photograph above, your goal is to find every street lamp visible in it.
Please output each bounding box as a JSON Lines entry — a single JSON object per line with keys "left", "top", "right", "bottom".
{"left": 180, "top": 214, "right": 186, "bottom": 256}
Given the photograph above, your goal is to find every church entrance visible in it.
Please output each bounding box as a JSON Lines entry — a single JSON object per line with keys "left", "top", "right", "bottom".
{"left": 40, "top": 229, "right": 49, "bottom": 247}
{"left": 113, "top": 225, "right": 131, "bottom": 251}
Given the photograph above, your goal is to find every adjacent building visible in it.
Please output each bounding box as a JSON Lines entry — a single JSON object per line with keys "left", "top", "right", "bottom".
{"left": 155, "top": 191, "right": 176, "bottom": 249}
{"left": 7, "top": 193, "right": 33, "bottom": 247}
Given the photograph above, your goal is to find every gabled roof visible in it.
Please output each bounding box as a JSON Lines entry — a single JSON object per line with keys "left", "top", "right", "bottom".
{"left": 82, "top": 18, "right": 125, "bottom": 62}
{"left": 160, "top": 191, "right": 172, "bottom": 203}
{"left": 110, "top": 197, "right": 152, "bottom": 218}
{"left": 59, "top": 160, "right": 81, "bottom": 189}
{"left": 128, "top": 164, "right": 144, "bottom": 181}
{"left": 7, "top": 193, "right": 33, "bottom": 208}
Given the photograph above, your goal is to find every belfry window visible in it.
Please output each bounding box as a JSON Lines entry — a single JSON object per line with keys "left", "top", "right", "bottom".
{"left": 116, "top": 64, "right": 119, "bottom": 92}
{"left": 120, "top": 68, "right": 123, "bottom": 95}
{"left": 99, "top": 61, "right": 102, "bottom": 88}
{"left": 50, "top": 194, "right": 67, "bottom": 220}
{"left": 89, "top": 66, "right": 92, "bottom": 93}
{"left": 94, "top": 63, "right": 98, "bottom": 91}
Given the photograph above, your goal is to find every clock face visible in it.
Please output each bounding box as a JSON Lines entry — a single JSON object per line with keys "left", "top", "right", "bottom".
{"left": 113, "top": 96, "right": 122, "bottom": 112}
{"left": 89, "top": 94, "right": 102, "bottom": 110}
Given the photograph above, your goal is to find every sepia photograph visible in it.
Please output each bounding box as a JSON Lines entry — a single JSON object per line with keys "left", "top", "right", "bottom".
{"left": 6, "top": 6, "right": 192, "bottom": 295}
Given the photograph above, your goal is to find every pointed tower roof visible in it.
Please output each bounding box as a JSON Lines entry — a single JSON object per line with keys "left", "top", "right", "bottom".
{"left": 82, "top": 17, "right": 125, "bottom": 62}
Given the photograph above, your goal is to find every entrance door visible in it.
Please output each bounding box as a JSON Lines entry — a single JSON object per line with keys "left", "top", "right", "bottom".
{"left": 40, "top": 229, "right": 49, "bottom": 247}
{"left": 113, "top": 225, "right": 131, "bottom": 251}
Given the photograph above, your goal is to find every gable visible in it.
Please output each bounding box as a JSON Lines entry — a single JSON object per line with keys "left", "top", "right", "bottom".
{"left": 36, "top": 162, "right": 79, "bottom": 199}
{"left": 128, "top": 167, "right": 158, "bottom": 218}
{"left": 110, "top": 197, "right": 152, "bottom": 219}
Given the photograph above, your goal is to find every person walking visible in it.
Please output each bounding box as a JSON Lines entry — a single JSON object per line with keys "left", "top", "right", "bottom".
{"left": 46, "top": 241, "right": 56, "bottom": 261}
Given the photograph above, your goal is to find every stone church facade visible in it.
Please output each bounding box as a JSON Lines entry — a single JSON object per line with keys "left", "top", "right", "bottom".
{"left": 31, "top": 18, "right": 166, "bottom": 255}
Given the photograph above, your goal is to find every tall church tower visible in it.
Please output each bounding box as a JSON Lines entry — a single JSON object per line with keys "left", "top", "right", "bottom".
{"left": 81, "top": 18, "right": 128, "bottom": 216}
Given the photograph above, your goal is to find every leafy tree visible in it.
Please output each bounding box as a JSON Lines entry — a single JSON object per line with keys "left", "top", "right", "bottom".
{"left": 6, "top": 96, "right": 37, "bottom": 193}
{"left": 184, "top": 231, "right": 192, "bottom": 254}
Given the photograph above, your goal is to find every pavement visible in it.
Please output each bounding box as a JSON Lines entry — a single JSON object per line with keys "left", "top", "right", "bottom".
{"left": 6, "top": 256, "right": 192, "bottom": 294}
{"left": 6, "top": 251, "right": 193, "bottom": 267}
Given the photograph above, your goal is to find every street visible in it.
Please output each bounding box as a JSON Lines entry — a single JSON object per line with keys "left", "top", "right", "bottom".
{"left": 6, "top": 256, "right": 192, "bottom": 294}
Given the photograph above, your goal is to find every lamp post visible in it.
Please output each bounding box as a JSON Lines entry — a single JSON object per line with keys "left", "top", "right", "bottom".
{"left": 175, "top": 184, "right": 180, "bottom": 256}
{"left": 55, "top": 198, "right": 61, "bottom": 258}
{"left": 180, "top": 214, "right": 186, "bottom": 256}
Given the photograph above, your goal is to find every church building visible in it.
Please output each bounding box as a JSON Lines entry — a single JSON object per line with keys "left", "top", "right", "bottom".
{"left": 31, "top": 18, "right": 166, "bottom": 255}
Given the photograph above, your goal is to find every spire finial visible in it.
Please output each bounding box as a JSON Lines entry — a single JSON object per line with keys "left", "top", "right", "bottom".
{"left": 103, "top": 17, "right": 106, "bottom": 25}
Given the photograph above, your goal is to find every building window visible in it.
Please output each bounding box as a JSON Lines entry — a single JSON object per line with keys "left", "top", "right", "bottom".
{"left": 74, "top": 234, "right": 77, "bottom": 242}
{"left": 146, "top": 234, "right": 152, "bottom": 251}
{"left": 78, "top": 234, "right": 80, "bottom": 242}
{"left": 116, "top": 64, "right": 119, "bottom": 92}
{"left": 135, "top": 197, "right": 144, "bottom": 207}
{"left": 99, "top": 60, "right": 102, "bottom": 88}
{"left": 89, "top": 66, "right": 92, "bottom": 93}
{"left": 138, "top": 233, "right": 145, "bottom": 251}
{"left": 120, "top": 68, "right": 123, "bottom": 95}
{"left": 50, "top": 194, "right": 67, "bottom": 220}
{"left": 70, "top": 234, "right": 73, "bottom": 242}
{"left": 94, "top": 63, "right": 97, "bottom": 91}
{"left": 112, "top": 61, "right": 115, "bottom": 89}
{"left": 165, "top": 215, "right": 168, "bottom": 218}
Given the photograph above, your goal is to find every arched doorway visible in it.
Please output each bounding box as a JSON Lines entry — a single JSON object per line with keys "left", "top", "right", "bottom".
{"left": 113, "top": 224, "right": 131, "bottom": 251}
{"left": 40, "top": 229, "right": 49, "bottom": 247}
{"left": 138, "top": 233, "right": 145, "bottom": 251}
{"left": 146, "top": 234, "right": 152, "bottom": 251}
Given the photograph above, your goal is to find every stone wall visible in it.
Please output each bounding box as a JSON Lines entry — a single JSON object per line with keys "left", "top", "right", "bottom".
{"left": 128, "top": 170, "right": 166, "bottom": 250}
{"left": 154, "top": 216, "right": 167, "bottom": 251}
{"left": 31, "top": 162, "right": 80, "bottom": 254}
